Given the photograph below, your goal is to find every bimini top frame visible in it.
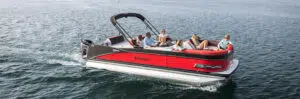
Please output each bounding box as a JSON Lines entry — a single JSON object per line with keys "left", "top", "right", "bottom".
{"left": 110, "top": 13, "right": 160, "bottom": 44}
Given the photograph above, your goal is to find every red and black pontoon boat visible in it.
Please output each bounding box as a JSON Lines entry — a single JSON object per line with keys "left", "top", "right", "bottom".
{"left": 81, "top": 13, "right": 239, "bottom": 85}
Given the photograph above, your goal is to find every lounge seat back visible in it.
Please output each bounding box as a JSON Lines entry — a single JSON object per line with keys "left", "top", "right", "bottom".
{"left": 104, "top": 35, "right": 125, "bottom": 46}
{"left": 109, "top": 35, "right": 124, "bottom": 44}
{"left": 183, "top": 40, "right": 196, "bottom": 49}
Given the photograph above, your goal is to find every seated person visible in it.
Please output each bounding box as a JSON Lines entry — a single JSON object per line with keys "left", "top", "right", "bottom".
{"left": 191, "top": 34, "right": 208, "bottom": 50}
{"left": 158, "top": 29, "right": 169, "bottom": 46}
{"left": 143, "top": 32, "right": 158, "bottom": 48}
{"left": 136, "top": 35, "right": 144, "bottom": 47}
{"left": 172, "top": 40, "right": 185, "bottom": 51}
{"left": 218, "top": 34, "right": 232, "bottom": 50}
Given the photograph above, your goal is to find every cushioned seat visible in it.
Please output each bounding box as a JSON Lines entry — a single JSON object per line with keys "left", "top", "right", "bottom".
{"left": 183, "top": 39, "right": 196, "bottom": 49}
{"left": 109, "top": 35, "right": 124, "bottom": 44}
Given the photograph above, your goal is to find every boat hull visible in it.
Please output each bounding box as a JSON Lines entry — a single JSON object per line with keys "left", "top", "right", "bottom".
{"left": 85, "top": 59, "right": 239, "bottom": 85}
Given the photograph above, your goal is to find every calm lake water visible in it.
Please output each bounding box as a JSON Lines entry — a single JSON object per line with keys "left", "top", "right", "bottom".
{"left": 1, "top": 0, "right": 300, "bottom": 99}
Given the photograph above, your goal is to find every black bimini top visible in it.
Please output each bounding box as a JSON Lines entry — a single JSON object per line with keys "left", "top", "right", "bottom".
{"left": 110, "top": 13, "right": 146, "bottom": 26}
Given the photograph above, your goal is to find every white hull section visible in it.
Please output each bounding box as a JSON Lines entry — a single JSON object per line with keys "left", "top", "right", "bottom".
{"left": 212, "top": 59, "right": 239, "bottom": 75}
{"left": 85, "top": 59, "right": 239, "bottom": 85}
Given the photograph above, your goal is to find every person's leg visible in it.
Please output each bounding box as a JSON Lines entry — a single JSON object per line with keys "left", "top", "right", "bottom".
{"left": 159, "top": 37, "right": 167, "bottom": 46}
{"left": 197, "top": 40, "right": 208, "bottom": 50}
{"left": 162, "top": 37, "right": 167, "bottom": 45}
{"left": 202, "top": 40, "right": 208, "bottom": 48}
{"left": 159, "top": 37, "right": 163, "bottom": 42}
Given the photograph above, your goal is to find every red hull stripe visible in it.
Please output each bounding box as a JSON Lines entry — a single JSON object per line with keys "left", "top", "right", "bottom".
{"left": 96, "top": 52, "right": 230, "bottom": 73}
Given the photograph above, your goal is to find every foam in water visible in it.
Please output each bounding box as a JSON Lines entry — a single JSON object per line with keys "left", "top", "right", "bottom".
{"left": 170, "top": 81, "right": 224, "bottom": 92}
{"left": 2, "top": 46, "right": 83, "bottom": 66}
{"left": 46, "top": 59, "right": 81, "bottom": 66}
{"left": 43, "top": 53, "right": 85, "bottom": 66}
{"left": 65, "top": 53, "right": 85, "bottom": 64}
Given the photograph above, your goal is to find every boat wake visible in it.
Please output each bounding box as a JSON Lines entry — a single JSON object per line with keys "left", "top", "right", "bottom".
{"left": 43, "top": 53, "right": 85, "bottom": 66}
{"left": 2, "top": 46, "right": 84, "bottom": 66}
{"left": 46, "top": 58, "right": 81, "bottom": 66}
{"left": 104, "top": 74, "right": 225, "bottom": 93}
{"left": 172, "top": 81, "right": 224, "bottom": 92}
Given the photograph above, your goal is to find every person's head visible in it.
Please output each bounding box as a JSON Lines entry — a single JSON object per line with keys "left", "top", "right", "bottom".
{"left": 225, "top": 34, "right": 230, "bottom": 41}
{"left": 137, "top": 35, "right": 143, "bottom": 41}
{"left": 146, "top": 32, "right": 151, "bottom": 38}
{"left": 192, "top": 34, "right": 200, "bottom": 40}
{"left": 176, "top": 40, "right": 183, "bottom": 46}
{"left": 161, "top": 29, "right": 166, "bottom": 34}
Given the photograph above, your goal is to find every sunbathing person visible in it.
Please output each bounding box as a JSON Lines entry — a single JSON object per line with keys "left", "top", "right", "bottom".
{"left": 191, "top": 34, "right": 208, "bottom": 50}
{"left": 172, "top": 40, "right": 185, "bottom": 51}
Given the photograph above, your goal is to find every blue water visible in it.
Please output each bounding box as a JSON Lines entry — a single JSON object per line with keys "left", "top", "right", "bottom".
{"left": 1, "top": 0, "right": 300, "bottom": 98}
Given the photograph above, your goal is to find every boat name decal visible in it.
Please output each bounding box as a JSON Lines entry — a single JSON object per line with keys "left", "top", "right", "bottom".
{"left": 113, "top": 49, "right": 120, "bottom": 52}
{"left": 194, "top": 64, "right": 222, "bottom": 69}
{"left": 134, "top": 56, "right": 149, "bottom": 61}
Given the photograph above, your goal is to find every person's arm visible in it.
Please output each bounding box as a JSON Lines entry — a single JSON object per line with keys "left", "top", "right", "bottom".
{"left": 228, "top": 41, "right": 232, "bottom": 45}
{"left": 225, "top": 41, "right": 232, "bottom": 50}
{"left": 150, "top": 38, "right": 158, "bottom": 47}
{"left": 217, "top": 41, "right": 221, "bottom": 49}
{"left": 217, "top": 39, "right": 224, "bottom": 49}
{"left": 158, "top": 34, "right": 162, "bottom": 42}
